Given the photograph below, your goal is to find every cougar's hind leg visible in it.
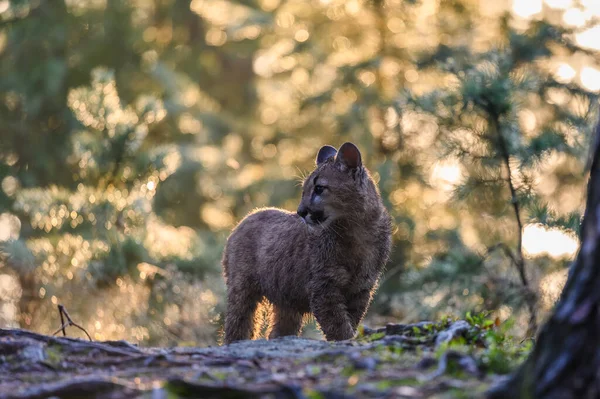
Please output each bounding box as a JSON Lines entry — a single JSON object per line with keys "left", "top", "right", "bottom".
{"left": 224, "top": 280, "right": 261, "bottom": 344}
{"left": 268, "top": 306, "right": 304, "bottom": 339}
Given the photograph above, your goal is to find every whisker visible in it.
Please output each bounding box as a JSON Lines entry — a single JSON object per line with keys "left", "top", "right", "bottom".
{"left": 294, "top": 167, "right": 308, "bottom": 187}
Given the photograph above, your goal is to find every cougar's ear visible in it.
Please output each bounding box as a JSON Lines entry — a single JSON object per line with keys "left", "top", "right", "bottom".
{"left": 335, "top": 142, "right": 362, "bottom": 170}
{"left": 316, "top": 145, "right": 338, "bottom": 166}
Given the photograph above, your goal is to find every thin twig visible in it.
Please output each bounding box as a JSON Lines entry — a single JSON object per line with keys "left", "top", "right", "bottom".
{"left": 485, "top": 243, "right": 519, "bottom": 266}
{"left": 51, "top": 304, "right": 92, "bottom": 341}
{"left": 58, "top": 305, "right": 66, "bottom": 337}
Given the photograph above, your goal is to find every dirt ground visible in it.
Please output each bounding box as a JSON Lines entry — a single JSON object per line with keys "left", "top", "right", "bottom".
{"left": 0, "top": 321, "right": 507, "bottom": 399}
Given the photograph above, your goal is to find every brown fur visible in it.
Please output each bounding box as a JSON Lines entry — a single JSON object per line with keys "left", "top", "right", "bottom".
{"left": 222, "top": 143, "right": 392, "bottom": 343}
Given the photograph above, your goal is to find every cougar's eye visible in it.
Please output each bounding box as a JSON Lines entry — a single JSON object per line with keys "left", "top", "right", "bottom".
{"left": 314, "top": 185, "right": 325, "bottom": 195}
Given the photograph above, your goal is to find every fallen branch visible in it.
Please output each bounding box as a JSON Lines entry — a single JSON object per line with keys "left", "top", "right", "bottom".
{"left": 425, "top": 350, "right": 481, "bottom": 380}
{"left": 0, "top": 329, "right": 142, "bottom": 357}
{"left": 166, "top": 378, "right": 305, "bottom": 399}
{"left": 0, "top": 377, "right": 139, "bottom": 399}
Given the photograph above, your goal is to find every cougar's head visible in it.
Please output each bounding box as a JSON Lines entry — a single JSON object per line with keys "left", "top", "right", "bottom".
{"left": 297, "top": 142, "right": 379, "bottom": 230}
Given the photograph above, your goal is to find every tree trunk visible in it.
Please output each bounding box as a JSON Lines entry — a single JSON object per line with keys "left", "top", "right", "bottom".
{"left": 488, "top": 113, "right": 600, "bottom": 399}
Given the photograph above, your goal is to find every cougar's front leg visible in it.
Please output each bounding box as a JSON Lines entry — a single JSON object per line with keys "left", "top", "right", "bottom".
{"left": 309, "top": 284, "right": 354, "bottom": 341}
{"left": 346, "top": 289, "right": 373, "bottom": 330}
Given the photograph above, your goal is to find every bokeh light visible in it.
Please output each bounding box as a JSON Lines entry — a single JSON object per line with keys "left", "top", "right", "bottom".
{"left": 0, "top": 0, "right": 598, "bottom": 344}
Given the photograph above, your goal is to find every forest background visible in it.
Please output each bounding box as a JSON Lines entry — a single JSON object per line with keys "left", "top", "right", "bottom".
{"left": 0, "top": 0, "right": 599, "bottom": 346}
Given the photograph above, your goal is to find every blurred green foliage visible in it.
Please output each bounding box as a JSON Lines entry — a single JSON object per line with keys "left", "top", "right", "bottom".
{"left": 0, "top": 0, "right": 598, "bottom": 345}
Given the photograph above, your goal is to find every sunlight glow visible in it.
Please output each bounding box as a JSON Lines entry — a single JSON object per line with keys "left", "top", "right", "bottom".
{"left": 0, "top": 213, "right": 20, "bottom": 241}
{"left": 144, "top": 218, "right": 198, "bottom": 260}
{"left": 576, "top": 26, "right": 600, "bottom": 51}
{"left": 512, "top": 0, "right": 542, "bottom": 18}
{"left": 544, "top": 0, "right": 573, "bottom": 9}
{"left": 580, "top": 66, "right": 600, "bottom": 92}
{"left": 562, "top": 8, "right": 586, "bottom": 26}
{"left": 430, "top": 160, "right": 462, "bottom": 192}
{"left": 539, "top": 269, "right": 568, "bottom": 309}
{"left": 201, "top": 204, "right": 234, "bottom": 230}
{"left": 522, "top": 224, "right": 579, "bottom": 259}
{"left": 581, "top": 0, "right": 600, "bottom": 16}
{"left": 555, "top": 63, "right": 576, "bottom": 83}
{"left": 0, "top": 274, "right": 19, "bottom": 328}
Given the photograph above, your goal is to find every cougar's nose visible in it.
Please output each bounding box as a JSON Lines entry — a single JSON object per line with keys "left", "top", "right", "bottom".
{"left": 297, "top": 205, "right": 308, "bottom": 218}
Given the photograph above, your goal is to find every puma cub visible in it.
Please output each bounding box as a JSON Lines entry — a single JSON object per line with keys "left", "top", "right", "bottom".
{"left": 222, "top": 142, "right": 392, "bottom": 343}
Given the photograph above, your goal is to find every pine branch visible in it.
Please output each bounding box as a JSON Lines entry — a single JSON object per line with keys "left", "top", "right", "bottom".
{"left": 490, "top": 114, "right": 537, "bottom": 335}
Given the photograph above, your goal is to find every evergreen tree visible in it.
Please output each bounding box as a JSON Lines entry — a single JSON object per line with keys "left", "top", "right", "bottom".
{"left": 397, "top": 13, "right": 598, "bottom": 333}
{"left": 0, "top": 0, "right": 598, "bottom": 343}
{"left": 489, "top": 113, "right": 600, "bottom": 399}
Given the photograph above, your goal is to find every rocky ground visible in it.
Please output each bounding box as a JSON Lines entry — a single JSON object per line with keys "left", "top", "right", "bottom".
{"left": 0, "top": 317, "right": 527, "bottom": 399}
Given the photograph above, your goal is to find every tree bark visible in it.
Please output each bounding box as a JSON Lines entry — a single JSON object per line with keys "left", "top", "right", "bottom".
{"left": 488, "top": 112, "right": 600, "bottom": 399}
